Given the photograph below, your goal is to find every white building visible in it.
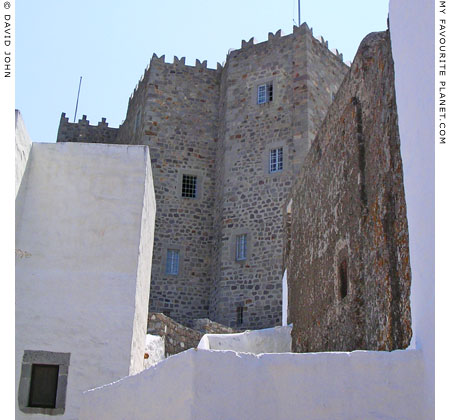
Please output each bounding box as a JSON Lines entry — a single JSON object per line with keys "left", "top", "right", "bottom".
{"left": 15, "top": 110, "right": 156, "bottom": 419}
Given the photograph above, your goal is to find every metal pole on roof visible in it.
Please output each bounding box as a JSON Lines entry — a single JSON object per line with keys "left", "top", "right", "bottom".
{"left": 73, "top": 76, "right": 82, "bottom": 123}
{"left": 298, "top": 0, "right": 301, "bottom": 25}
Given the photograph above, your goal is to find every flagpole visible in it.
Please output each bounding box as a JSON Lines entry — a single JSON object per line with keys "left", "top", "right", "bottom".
{"left": 298, "top": 0, "right": 301, "bottom": 25}
{"left": 73, "top": 76, "right": 82, "bottom": 123}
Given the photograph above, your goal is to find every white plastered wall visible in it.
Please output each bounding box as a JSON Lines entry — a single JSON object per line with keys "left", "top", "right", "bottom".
{"left": 15, "top": 110, "right": 32, "bottom": 198}
{"left": 15, "top": 141, "right": 155, "bottom": 419}
{"left": 389, "top": 0, "right": 434, "bottom": 416}
{"left": 80, "top": 348, "right": 425, "bottom": 420}
{"left": 198, "top": 325, "right": 292, "bottom": 353}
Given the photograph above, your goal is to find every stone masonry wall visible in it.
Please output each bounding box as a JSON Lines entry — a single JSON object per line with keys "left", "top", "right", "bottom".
{"left": 147, "top": 313, "right": 202, "bottom": 356}
{"left": 55, "top": 25, "right": 348, "bottom": 331}
{"left": 210, "top": 24, "right": 348, "bottom": 329}
{"left": 147, "top": 313, "right": 234, "bottom": 356}
{"left": 141, "top": 57, "right": 221, "bottom": 323}
{"left": 57, "top": 113, "right": 119, "bottom": 144}
{"left": 285, "top": 31, "right": 412, "bottom": 352}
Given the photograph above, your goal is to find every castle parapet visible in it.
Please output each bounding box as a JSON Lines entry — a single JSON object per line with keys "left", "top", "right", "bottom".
{"left": 57, "top": 112, "right": 119, "bottom": 144}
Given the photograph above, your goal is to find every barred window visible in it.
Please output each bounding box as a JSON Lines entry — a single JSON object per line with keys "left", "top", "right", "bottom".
{"left": 257, "top": 82, "right": 273, "bottom": 104}
{"left": 181, "top": 174, "right": 197, "bottom": 198}
{"left": 166, "top": 249, "right": 180, "bottom": 275}
{"left": 269, "top": 147, "right": 283, "bottom": 173}
{"left": 236, "top": 234, "right": 247, "bottom": 261}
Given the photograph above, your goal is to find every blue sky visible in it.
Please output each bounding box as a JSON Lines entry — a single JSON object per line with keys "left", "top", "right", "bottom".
{"left": 16, "top": 0, "right": 389, "bottom": 143}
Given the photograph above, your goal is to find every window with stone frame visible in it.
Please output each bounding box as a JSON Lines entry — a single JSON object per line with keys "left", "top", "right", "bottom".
{"left": 18, "top": 350, "right": 70, "bottom": 415}
{"left": 257, "top": 82, "right": 273, "bottom": 104}
{"left": 181, "top": 174, "right": 197, "bottom": 198}
{"left": 269, "top": 147, "right": 283, "bottom": 173}
{"left": 236, "top": 234, "right": 247, "bottom": 261}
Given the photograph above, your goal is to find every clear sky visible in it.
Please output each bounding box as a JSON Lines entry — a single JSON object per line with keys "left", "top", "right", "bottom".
{"left": 16, "top": 0, "right": 389, "bottom": 143}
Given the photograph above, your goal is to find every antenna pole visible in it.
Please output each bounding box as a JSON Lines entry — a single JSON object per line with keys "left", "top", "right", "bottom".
{"left": 73, "top": 76, "right": 82, "bottom": 123}
{"left": 298, "top": 0, "right": 301, "bottom": 25}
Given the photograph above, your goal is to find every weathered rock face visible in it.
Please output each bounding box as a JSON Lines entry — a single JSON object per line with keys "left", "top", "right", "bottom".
{"left": 285, "top": 30, "right": 412, "bottom": 352}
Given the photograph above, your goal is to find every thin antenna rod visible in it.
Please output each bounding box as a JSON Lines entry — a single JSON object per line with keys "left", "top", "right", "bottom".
{"left": 73, "top": 76, "right": 82, "bottom": 123}
{"left": 298, "top": 0, "right": 301, "bottom": 25}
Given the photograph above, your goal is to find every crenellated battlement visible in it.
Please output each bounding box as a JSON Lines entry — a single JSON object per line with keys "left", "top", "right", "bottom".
{"left": 57, "top": 112, "right": 119, "bottom": 144}
{"left": 231, "top": 23, "right": 345, "bottom": 63}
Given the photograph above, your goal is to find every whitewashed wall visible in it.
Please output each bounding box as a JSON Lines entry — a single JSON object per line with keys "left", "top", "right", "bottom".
{"left": 389, "top": 0, "right": 434, "bottom": 417}
{"left": 144, "top": 335, "right": 165, "bottom": 369}
{"left": 15, "top": 141, "right": 155, "bottom": 419}
{"left": 80, "top": 348, "right": 425, "bottom": 420}
{"left": 15, "top": 110, "right": 32, "bottom": 198}
{"left": 198, "top": 326, "right": 292, "bottom": 353}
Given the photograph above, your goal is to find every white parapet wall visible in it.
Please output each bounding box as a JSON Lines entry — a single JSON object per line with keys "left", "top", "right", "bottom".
{"left": 15, "top": 141, "right": 155, "bottom": 419}
{"left": 144, "top": 334, "right": 165, "bottom": 369}
{"left": 198, "top": 325, "right": 292, "bottom": 353}
{"left": 80, "top": 348, "right": 425, "bottom": 420}
{"left": 15, "top": 110, "right": 32, "bottom": 198}
{"left": 389, "top": 0, "right": 434, "bottom": 416}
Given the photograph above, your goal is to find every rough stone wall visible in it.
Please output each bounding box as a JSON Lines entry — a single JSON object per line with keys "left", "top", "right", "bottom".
{"left": 286, "top": 31, "right": 412, "bottom": 353}
{"left": 57, "top": 113, "right": 119, "bottom": 144}
{"left": 209, "top": 24, "right": 348, "bottom": 329}
{"left": 191, "top": 318, "right": 234, "bottom": 334}
{"left": 141, "top": 57, "right": 221, "bottom": 323}
{"left": 147, "top": 313, "right": 234, "bottom": 356}
{"left": 115, "top": 63, "right": 151, "bottom": 145}
{"left": 147, "top": 313, "right": 203, "bottom": 356}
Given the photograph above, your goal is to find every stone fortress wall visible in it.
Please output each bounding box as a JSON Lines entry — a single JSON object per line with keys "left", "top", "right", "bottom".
{"left": 57, "top": 113, "right": 119, "bottom": 144}
{"left": 209, "top": 24, "right": 348, "bottom": 329}
{"left": 56, "top": 23, "right": 349, "bottom": 330}
{"left": 284, "top": 30, "right": 412, "bottom": 352}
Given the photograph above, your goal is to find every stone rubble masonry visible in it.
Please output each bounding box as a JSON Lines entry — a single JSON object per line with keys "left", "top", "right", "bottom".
{"left": 147, "top": 313, "right": 234, "bottom": 356}
{"left": 209, "top": 24, "right": 348, "bottom": 329}
{"left": 284, "top": 30, "right": 412, "bottom": 352}
{"left": 57, "top": 23, "right": 349, "bottom": 330}
{"left": 57, "top": 113, "right": 119, "bottom": 144}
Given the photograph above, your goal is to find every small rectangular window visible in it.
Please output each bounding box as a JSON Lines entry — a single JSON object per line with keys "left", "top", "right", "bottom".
{"left": 18, "top": 350, "right": 70, "bottom": 415}
{"left": 257, "top": 82, "right": 273, "bottom": 104}
{"left": 236, "top": 234, "right": 247, "bottom": 261}
{"left": 236, "top": 306, "right": 244, "bottom": 325}
{"left": 29, "top": 364, "right": 59, "bottom": 408}
{"left": 181, "top": 174, "right": 197, "bottom": 198}
{"left": 166, "top": 249, "right": 180, "bottom": 275}
{"left": 269, "top": 147, "right": 283, "bottom": 173}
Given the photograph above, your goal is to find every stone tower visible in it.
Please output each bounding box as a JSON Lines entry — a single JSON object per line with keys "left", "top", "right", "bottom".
{"left": 57, "top": 23, "right": 349, "bottom": 329}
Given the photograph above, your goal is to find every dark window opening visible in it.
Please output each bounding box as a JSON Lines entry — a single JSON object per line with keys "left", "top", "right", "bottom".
{"left": 28, "top": 364, "right": 59, "bottom": 409}
{"left": 339, "top": 259, "right": 348, "bottom": 299}
{"left": 181, "top": 174, "right": 197, "bottom": 198}
{"left": 236, "top": 306, "right": 244, "bottom": 325}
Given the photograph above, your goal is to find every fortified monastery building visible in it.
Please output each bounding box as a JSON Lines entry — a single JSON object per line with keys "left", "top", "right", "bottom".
{"left": 56, "top": 23, "right": 348, "bottom": 329}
